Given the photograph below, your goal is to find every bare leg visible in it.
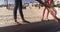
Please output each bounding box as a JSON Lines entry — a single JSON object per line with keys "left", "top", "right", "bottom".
{"left": 41, "top": 7, "right": 46, "bottom": 21}
{"left": 49, "top": 8, "right": 58, "bottom": 22}
{"left": 45, "top": 8, "right": 50, "bottom": 21}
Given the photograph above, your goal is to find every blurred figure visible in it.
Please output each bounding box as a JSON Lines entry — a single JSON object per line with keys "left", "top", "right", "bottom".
{"left": 41, "top": 0, "right": 59, "bottom": 22}
{"left": 13, "top": 0, "right": 30, "bottom": 24}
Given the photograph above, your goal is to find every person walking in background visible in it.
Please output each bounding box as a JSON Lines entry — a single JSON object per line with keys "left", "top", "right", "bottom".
{"left": 41, "top": 0, "right": 59, "bottom": 22}
{"left": 13, "top": 0, "right": 30, "bottom": 24}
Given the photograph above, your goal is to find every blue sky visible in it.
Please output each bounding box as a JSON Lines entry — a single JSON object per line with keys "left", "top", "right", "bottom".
{"left": 0, "top": 0, "right": 35, "bottom": 5}
{"left": 22, "top": 0, "right": 35, "bottom": 3}
{"left": 0, "top": 0, "right": 4, "bottom": 5}
{"left": 0, "top": 0, "right": 59, "bottom": 5}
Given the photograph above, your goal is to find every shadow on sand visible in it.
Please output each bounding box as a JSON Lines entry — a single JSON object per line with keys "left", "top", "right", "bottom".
{"left": 0, "top": 20, "right": 60, "bottom": 32}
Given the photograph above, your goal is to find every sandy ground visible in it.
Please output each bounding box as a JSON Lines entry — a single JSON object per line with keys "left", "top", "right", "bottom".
{"left": 0, "top": 7, "right": 60, "bottom": 27}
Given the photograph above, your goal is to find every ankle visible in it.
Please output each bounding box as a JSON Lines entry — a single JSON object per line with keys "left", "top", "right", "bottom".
{"left": 14, "top": 19, "right": 17, "bottom": 22}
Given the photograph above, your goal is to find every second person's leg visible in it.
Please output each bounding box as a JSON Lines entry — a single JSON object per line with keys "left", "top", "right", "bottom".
{"left": 49, "top": 8, "right": 59, "bottom": 22}
{"left": 41, "top": 7, "right": 46, "bottom": 21}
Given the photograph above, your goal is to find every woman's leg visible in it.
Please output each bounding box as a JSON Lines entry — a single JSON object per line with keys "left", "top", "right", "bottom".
{"left": 41, "top": 7, "right": 46, "bottom": 21}
{"left": 45, "top": 8, "right": 50, "bottom": 21}
{"left": 51, "top": 7, "right": 57, "bottom": 15}
{"left": 49, "top": 8, "right": 58, "bottom": 22}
